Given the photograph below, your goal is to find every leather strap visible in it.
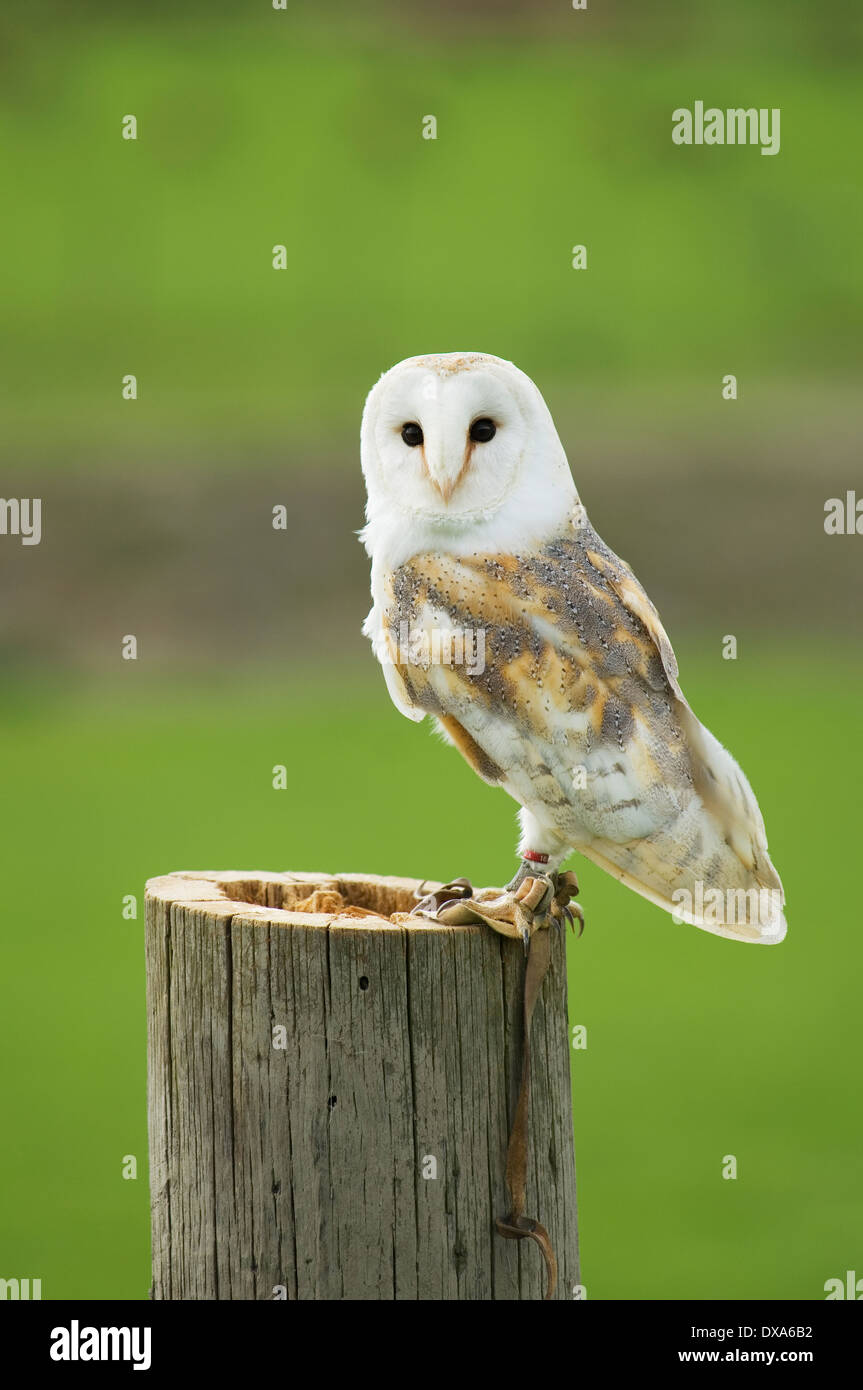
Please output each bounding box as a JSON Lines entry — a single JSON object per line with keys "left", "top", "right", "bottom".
{"left": 495, "top": 926, "right": 558, "bottom": 1300}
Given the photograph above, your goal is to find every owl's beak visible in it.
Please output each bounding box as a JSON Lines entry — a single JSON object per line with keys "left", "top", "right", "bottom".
{"left": 423, "top": 440, "right": 471, "bottom": 503}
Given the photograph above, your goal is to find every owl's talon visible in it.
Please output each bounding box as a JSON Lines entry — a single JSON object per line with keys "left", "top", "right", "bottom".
{"left": 411, "top": 867, "right": 581, "bottom": 946}
{"left": 546, "top": 871, "right": 584, "bottom": 937}
{"left": 515, "top": 876, "right": 552, "bottom": 914}
{"left": 556, "top": 869, "right": 580, "bottom": 899}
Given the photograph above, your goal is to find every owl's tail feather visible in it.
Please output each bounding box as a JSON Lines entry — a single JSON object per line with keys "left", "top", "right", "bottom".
{"left": 579, "top": 831, "right": 786, "bottom": 944}
{"left": 576, "top": 691, "right": 788, "bottom": 943}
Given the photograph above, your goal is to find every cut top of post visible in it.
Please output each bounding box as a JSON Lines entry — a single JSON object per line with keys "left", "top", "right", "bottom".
{"left": 144, "top": 870, "right": 474, "bottom": 933}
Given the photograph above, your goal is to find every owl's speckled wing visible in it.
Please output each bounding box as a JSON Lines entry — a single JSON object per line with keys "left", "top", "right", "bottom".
{"left": 376, "top": 524, "right": 785, "bottom": 942}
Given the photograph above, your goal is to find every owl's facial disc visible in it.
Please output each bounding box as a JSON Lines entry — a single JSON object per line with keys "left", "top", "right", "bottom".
{"left": 372, "top": 366, "right": 527, "bottom": 522}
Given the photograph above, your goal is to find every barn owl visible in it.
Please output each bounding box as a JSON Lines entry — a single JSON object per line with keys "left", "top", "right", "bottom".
{"left": 360, "top": 352, "right": 786, "bottom": 944}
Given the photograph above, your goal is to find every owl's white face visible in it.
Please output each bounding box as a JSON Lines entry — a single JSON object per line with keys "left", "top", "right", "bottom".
{"left": 360, "top": 352, "right": 579, "bottom": 568}
{"left": 363, "top": 358, "right": 530, "bottom": 521}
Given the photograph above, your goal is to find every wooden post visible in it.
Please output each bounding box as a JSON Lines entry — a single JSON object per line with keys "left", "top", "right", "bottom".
{"left": 145, "top": 870, "right": 579, "bottom": 1300}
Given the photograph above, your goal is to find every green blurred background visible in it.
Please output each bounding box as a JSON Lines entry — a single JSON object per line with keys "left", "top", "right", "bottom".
{"left": 1, "top": 0, "right": 861, "bottom": 1300}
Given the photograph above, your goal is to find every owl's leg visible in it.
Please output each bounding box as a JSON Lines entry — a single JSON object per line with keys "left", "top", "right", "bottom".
{"left": 504, "top": 813, "right": 582, "bottom": 936}
{"left": 504, "top": 857, "right": 544, "bottom": 894}
{"left": 507, "top": 810, "right": 568, "bottom": 888}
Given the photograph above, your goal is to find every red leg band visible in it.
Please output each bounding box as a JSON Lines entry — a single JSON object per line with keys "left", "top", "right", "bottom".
{"left": 523, "top": 850, "right": 550, "bottom": 864}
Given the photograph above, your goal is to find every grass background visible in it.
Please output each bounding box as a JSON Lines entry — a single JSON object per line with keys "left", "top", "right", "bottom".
{"left": 1, "top": 650, "right": 860, "bottom": 1300}
{"left": 0, "top": 0, "right": 860, "bottom": 1300}
{"left": 2, "top": 0, "right": 861, "bottom": 465}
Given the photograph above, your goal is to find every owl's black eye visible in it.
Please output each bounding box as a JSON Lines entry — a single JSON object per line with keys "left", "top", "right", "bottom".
{"left": 401, "top": 422, "right": 423, "bottom": 447}
{"left": 469, "top": 417, "right": 496, "bottom": 443}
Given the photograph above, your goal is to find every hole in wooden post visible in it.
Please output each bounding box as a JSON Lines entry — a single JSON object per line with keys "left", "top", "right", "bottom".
{"left": 215, "top": 874, "right": 421, "bottom": 918}
{"left": 327, "top": 1095, "right": 337, "bottom": 1110}
{"left": 358, "top": 976, "right": 369, "bottom": 991}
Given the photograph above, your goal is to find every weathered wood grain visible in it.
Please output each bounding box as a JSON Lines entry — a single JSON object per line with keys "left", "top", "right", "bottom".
{"left": 145, "top": 870, "right": 579, "bottom": 1300}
